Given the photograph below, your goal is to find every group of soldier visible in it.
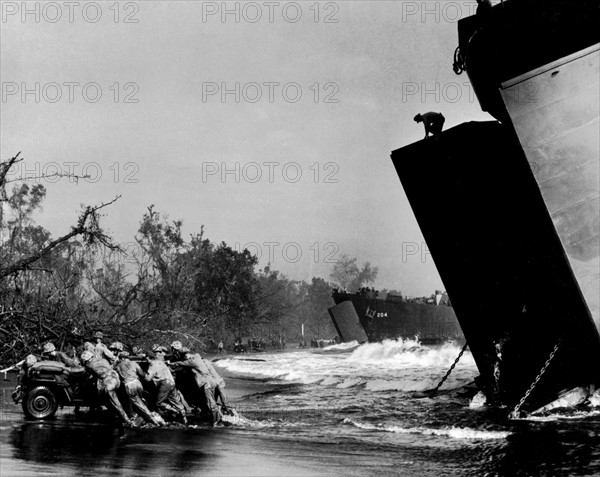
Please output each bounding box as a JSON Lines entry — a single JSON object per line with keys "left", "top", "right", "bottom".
{"left": 28, "top": 331, "right": 230, "bottom": 428}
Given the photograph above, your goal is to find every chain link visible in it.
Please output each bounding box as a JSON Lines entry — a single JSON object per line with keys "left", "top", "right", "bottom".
{"left": 431, "top": 343, "right": 469, "bottom": 394}
{"left": 453, "top": 46, "right": 465, "bottom": 75}
{"left": 509, "top": 338, "right": 562, "bottom": 418}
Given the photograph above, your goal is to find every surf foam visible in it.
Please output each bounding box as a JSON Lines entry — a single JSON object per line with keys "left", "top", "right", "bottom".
{"left": 343, "top": 418, "right": 510, "bottom": 439}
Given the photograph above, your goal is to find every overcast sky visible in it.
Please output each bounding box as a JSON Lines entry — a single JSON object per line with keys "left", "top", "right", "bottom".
{"left": 1, "top": 0, "right": 493, "bottom": 296}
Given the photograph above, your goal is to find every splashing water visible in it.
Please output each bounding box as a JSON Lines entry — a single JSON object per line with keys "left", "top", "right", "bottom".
{"left": 217, "top": 338, "right": 476, "bottom": 392}
{"left": 342, "top": 418, "right": 511, "bottom": 440}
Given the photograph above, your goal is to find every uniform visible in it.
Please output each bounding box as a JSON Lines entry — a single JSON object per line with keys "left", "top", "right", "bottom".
{"left": 115, "top": 356, "right": 159, "bottom": 425}
{"left": 145, "top": 356, "right": 187, "bottom": 423}
{"left": 204, "top": 359, "right": 230, "bottom": 412}
{"left": 82, "top": 355, "right": 130, "bottom": 424}
{"left": 171, "top": 352, "right": 221, "bottom": 423}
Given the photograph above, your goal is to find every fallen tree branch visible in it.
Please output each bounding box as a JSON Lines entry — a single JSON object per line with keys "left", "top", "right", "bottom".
{"left": 0, "top": 196, "right": 121, "bottom": 279}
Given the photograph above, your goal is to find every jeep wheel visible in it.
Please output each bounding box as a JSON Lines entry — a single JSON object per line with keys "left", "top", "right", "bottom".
{"left": 22, "top": 386, "right": 58, "bottom": 419}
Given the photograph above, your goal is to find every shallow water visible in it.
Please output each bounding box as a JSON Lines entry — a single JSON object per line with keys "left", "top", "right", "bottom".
{"left": 2, "top": 339, "right": 600, "bottom": 476}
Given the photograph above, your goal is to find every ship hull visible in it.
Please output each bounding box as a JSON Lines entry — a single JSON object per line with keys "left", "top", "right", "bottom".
{"left": 392, "top": 121, "right": 600, "bottom": 412}
{"left": 332, "top": 292, "right": 463, "bottom": 344}
{"left": 391, "top": 0, "right": 600, "bottom": 414}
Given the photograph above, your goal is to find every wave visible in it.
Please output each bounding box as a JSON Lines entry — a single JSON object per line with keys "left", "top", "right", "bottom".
{"left": 521, "top": 409, "right": 600, "bottom": 421}
{"left": 215, "top": 411, "right": 312, "bottom": 429}
{"left": 311, "top": 340, "right": 361, "bottom": 354}
{"left": 343, "top": 418, "right": 510, "bottom": 440}
{"left": 365, "top": 378, "right": 440, "bottom": 392}
{"left": 323, "top": 340, "right": 360, "bottom": 349}
{"left": 347, "top": 338, "right": 475, "bottom": 368}
{"left": 215, "top": 340, "right": 477, "bottom": 387}
{"left": 336, "top": 378, "right": 364, "bottom": 389}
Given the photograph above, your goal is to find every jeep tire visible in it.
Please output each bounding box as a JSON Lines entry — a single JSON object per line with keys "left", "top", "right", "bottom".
{"left": 22, "top": 386, "right": 59, "bottom": 419}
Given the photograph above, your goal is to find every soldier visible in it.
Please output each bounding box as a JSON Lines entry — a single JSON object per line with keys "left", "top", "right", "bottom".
{"left": 12, "top": 354, "right": 38, "bottom": 403}
{"left": 80, "top": 350, "right": 133, "bottom": 427}
{"left": 144, "top": 345, "right": 187, "bottom": 424}
{"left": 92, "top": 331, "right": 116, "bottom": 364}
{"left": 110, "top": 342, "right": 161, "bottom": 427}
{"left": 41, "top": 342, "right": 80, "bottom": 367}
{"left": 170, "top": 340, "right": 184, "bottom": 361}
{"left": 17, "top": 354, "right": 37, "bottom": 386}
{"left": 204, "top": 357, "right": 233, "bottom": 415}
{"left": 414, "top": 112, "right": 445, "bottom": 139}
{"left": 170, "top": 348, "right": 222, "bottom": 425}
{"left": 131, "top": 345, "right": 147, "bottom": 359}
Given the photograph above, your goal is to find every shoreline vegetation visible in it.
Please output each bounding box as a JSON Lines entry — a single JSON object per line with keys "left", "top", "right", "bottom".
{"left": 1, "top": 153, "right": 380, "bottom": 368}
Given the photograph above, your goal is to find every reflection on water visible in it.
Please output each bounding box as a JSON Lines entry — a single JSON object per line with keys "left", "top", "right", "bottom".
{"left": 0, "top": 407, "right": 321, "bottom": 477}
{"left": 8, "top": 420, "right": 218, "bottom": 476}
{"left": 6, "top": 417, "right": 600, "bottom": 477}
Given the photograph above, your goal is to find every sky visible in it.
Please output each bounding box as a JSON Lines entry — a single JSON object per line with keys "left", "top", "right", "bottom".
{"left": 1, "top": 0, "right": 493, "bottom": 296}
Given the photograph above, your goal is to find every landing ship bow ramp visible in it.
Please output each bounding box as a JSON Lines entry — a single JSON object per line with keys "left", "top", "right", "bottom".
{"left": 393, "top": 0, "right": 600, "bottom": 413}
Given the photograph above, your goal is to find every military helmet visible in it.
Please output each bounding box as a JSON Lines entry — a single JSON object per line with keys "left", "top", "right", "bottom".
{"left": 83, "top": 341, "right": 95, "bottom": 352}
{"left": 170, "top": 340, "right": 182, "bottom": 350}
{"left": 25, "top": 354, "right": 37, "bottom": 367}
{"left": 152, "top": 344, "right": 168, "bottom": 353}
{"left": 109, "top": 341, "right": 124, "bottom": 351}
{"left": 93, "top": 331, "right": 104, "bottom": 339}
{"left": 80, "top": 350, "right": 94, "bottom": 363}
{"left": 42, "top": 342, "right": 55, "bottom": 353}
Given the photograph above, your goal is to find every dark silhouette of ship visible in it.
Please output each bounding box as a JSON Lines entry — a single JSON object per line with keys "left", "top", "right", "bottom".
{"left": 390, "top": 0, "right": 599, "bottom": 415}
{"left": 330, "top": 288, "right": 463, "bottom": 344}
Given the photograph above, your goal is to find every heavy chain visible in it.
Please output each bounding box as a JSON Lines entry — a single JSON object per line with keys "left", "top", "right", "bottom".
{"left": 509, "top": 338, "right": 562, "bottom": 418}
{"left": 431, "top": 343, "right": 469, "bottom": 395}
{"left": 453, "top": 46, "right": 465, "bottom": 75}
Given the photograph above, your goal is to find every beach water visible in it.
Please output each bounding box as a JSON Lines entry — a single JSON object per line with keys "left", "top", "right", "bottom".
{"left": 2, "top": 339, "right": 600, "bottom": 476}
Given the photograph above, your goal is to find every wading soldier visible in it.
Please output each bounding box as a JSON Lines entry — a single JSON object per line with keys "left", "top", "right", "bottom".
{"left": 110, "top": 342, "right": 162, "bottom": 427}
{"left": 203, "top": 357, "right": 232, "bottom": 415}
{"left": 170, "top": 348, "right": 222, "bottom": 425}
{"left": 80, "top": 350, "right": 133, "bottom": 427}
{"left": 145, "top": 345, "right": 187, "bottom": 424}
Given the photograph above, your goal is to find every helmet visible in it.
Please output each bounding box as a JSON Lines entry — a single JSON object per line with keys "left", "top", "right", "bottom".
{"left": 152, "top": 344, "right": 168, "bottom": 353}
{"left": 25, "top": 354, "right": 37, "bottom": 367}
{"left": 80, "top": 350, "right": 94, "bottom": 363}
{"left": 42, "top": 342, "right": 55, "bottom": 353}
{"left": 83, "top": 341, "right": 95, "bottom": 352}
{"left": 109, "top": 341, "right": 123, "bottom": 351}
{"left": 93, "top": 331, "right": 104, "bottom": 339}
{"left": 170, "top": 340, "right": 182, "bottom": 350}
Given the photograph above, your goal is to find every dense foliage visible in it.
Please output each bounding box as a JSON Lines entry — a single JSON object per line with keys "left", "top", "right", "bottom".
{"left": 0, "top": 154, "right": 338, "bottom": 365}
